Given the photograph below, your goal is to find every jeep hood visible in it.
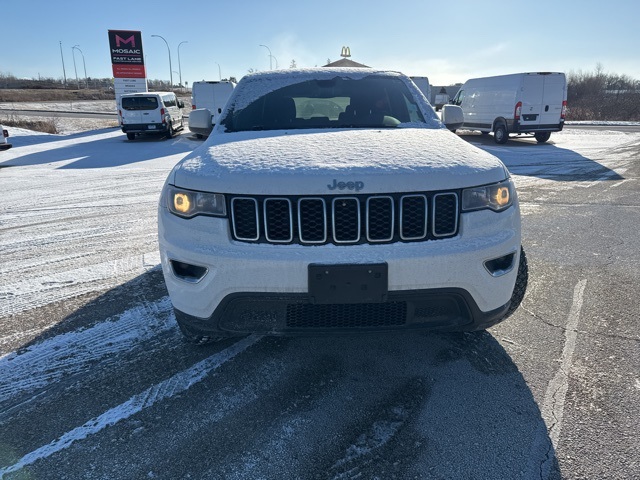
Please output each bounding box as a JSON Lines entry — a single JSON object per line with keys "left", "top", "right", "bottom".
{"left": 171, "top": 128, "right": 509, "bottom": 194}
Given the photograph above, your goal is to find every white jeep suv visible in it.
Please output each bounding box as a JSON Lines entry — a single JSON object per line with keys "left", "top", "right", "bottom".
{"left": 158, "top": 68, "right": 528, "bottom": 343}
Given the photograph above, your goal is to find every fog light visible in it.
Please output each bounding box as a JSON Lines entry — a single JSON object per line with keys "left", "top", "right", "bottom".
{"left": 484, "top": 252, "right": 516, "bottom": 277}
{"left": 170, "top": 260, "right": 208, "bottom": 283}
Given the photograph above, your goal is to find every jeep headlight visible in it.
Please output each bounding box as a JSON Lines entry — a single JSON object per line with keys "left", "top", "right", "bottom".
{"left": 166, "top": 186, "right": 226, "bottom": 218}
{"left": 461, "top": 179, "right": 515, "bottom": 212}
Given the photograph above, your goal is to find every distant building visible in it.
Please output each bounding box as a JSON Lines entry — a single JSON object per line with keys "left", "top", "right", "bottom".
{"left": 324, "top": 47, "right": 370, "bottom": 68}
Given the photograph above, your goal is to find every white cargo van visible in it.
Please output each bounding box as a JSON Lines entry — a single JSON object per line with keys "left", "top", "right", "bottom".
{"left": 451, "top": 72, "right": 567, "bottom": 144}
{"left": 119, "top": 92, "right": 185, "bottom": 141}
{"left": 189, "top": 81, "right": 235, "bottom": 137}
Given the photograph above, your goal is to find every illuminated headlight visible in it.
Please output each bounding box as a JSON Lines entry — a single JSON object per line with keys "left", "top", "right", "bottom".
{"left": 461, "top": 179, "right": 515, "bottom": 212}
{"left": 166, "top": 186, "right": 226, "bottom": 218}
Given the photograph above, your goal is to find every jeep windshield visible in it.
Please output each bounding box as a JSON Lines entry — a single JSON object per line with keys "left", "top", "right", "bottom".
{"left": 221, "top": 76, "right": 427, "bottom": 132}
{"left": 121, "top": 96, "right": 159, "bottom": 110}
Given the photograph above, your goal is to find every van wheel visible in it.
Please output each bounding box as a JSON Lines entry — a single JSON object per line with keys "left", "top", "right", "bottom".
{"left": 535, "top": 132, "right": 551, "bottom": 143}
{"left": 166, "top": 122, "right": 174, "bottom": 139}
{"left": 126, "top": 133, "right": 135, "bottom": 141}
{"left": 494, "top": 123, "right": 508, "bottom": 144}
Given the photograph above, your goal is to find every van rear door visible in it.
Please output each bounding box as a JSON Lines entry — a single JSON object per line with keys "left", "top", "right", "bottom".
{"left": 540, "top": 73, "right": 566, "bottom": 126}
{"left": 519, "top": 74, "right": 545, "bottom": 128}
{"left": 121, "top": 96, "right": 160, "bottom": 125}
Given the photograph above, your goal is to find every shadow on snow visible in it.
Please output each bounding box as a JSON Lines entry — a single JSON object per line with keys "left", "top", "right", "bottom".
{"left": 458, "top": 131, "right": 624, "bottom": 182}
{"left": 0, "top": 128, "right": 195, "bottom": 169}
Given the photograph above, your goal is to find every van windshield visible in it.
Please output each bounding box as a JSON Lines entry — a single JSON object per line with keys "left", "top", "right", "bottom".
{"left": 122, "top": 97, "right": 159, "bottom": 110}
{"left": 221, "top": 76, "right": 427, "bottom": 132}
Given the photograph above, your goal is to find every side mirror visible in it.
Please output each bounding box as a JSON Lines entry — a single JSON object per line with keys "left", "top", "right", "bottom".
{"left": 178, "top": 101, "right": 185, "bottom": 108}
{"left": 441, "top": 105, "right": 464, "bottom": 131}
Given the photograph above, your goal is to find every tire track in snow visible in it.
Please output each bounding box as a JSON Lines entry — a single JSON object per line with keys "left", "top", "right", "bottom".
{"left": 0, "top": 296, "right": 173, "bottom": 407}
{"left": 0, "top": 334, "right": 262, "bottom": 478}
{"left": 327, "top": 377, "right": 427, "bottom": 480}
{"left": 0, "top": 251, "right": 161, "bottom": 318}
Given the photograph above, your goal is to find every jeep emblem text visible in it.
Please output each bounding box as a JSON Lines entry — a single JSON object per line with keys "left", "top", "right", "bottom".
{"left": 327, "top": 179, "right": 365, "bottom": 192}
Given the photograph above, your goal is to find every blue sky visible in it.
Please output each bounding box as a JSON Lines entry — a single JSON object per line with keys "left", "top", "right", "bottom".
{"left": 3, "top": 0, "right": 639, "bottom": 86}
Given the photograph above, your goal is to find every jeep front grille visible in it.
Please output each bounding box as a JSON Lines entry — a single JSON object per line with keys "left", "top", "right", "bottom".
{"left": 229, "top": 192, "right": 459, "bottom": 245}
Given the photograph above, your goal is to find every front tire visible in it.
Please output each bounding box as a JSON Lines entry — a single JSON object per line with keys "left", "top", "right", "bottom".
{"left": 494, "top": 123, "right": 508, "bottom": 144}
{"left": 504, "top": 246, "right": 528, "bottom": 319}
{"left": 126, "top": 132, "right": 135, "bottom": 141}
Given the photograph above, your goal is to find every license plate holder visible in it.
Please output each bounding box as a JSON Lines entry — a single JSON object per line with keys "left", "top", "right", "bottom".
{"left": 308, "top": 263, "right": 388, "bottom": 304}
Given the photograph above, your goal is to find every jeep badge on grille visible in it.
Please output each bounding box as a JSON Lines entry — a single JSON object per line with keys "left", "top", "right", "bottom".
{"left": 327, "top": 179, "right": 364, "bottom": 192}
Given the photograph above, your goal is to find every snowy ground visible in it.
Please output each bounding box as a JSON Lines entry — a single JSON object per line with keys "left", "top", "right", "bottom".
{"left": 0, "top": 123, "right": 638, "bottom": 479}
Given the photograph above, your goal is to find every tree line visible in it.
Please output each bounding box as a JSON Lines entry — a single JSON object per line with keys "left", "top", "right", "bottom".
{"left": 567, "top": 66, "right": 639, "bottom": 121}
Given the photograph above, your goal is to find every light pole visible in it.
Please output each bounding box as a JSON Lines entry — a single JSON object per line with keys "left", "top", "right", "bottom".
{"left": 59, "top": 41, "right": 67, "bottom": 88}
{"left": 152, "top": 34, "right": 173, "bottom": 88}
{"left": 72, "top": 45, "right": 87, "bottom": 89}
{"left": 71, "top": 45, "right": 80, "bottom": 89}
{"left": 177, "top": 40, "right": 188, "bottom": 87}
{"left": 272, "top": 55, "right": 279, "bottom": 70}
{"left": 215, "top": 62, "right": 222, "bottom": 81}
{"left": 259, "top": 44, "right": 272, "bottom": 70}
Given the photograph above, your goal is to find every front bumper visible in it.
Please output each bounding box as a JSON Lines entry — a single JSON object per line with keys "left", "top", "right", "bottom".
{"left": 158, "top": 203, "right": 521, "bottom": 334}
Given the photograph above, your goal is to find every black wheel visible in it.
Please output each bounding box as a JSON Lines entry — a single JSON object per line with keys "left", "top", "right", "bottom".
{"left": 503, "top": 246, "right": 529, "bottom": 319}
{"left": 174, "top": 308, "right": 234, "bottom": 345}
{"left": 166, "top": 122, "right": 174, "bottom": 139}
{"left": 534, "top": 132, "right": 551, "bottom": 143}
{"left": 126, "top": 132, "right": 135, "bottom": 141}
{"left": 494, "top": 123, "right": 508, "bottom": 144}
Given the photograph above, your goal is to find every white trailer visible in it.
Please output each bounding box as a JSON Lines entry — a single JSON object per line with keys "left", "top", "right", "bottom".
{"left": 188, "top": 81, "right": 235, "bottom": 137}
{"left": 451, "top": 72, "right": 567, "bottom": 144}
{"left": 410, "top": 77, "right": 432, "bottom": 107}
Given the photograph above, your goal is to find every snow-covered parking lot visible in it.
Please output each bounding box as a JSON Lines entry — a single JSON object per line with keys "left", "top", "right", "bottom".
{"left": 1, "top": 125, "right": 639, "bottom": 478}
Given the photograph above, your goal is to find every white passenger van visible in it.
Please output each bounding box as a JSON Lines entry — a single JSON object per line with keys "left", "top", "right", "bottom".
{"left": 451, "top": 72, "right": 567, "bottom": 144}
{"left": 119, "top": 92, "right": 185, "bottom": 141}
{"left": 188, "top": 81, "right": 235, "bottom": 137}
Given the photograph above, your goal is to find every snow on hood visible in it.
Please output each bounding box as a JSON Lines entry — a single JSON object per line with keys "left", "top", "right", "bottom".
{"left": 171, "top": 127, "right": 508, "bottom": 195}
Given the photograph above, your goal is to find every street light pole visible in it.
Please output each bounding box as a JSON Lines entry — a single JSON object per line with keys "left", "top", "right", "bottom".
{"left": 152, "top": 34, "right": 173, "bottom": 89}
{"left": 59, "top": 41, "right": 67, "bottom": 88}
{"left": 215, "top": 62, "right": 222, "bottom": 81}
{"left": 259, "top": 44, "right": 272, "bottom": 70}
{"left": 177, "top": 41, "right": 188, "bottom": 88}
{"left": 71, "top": 46, "right": 79, "bottom": 89}
{"left": 72, "top": 45, "right": 88, "bottom": 89}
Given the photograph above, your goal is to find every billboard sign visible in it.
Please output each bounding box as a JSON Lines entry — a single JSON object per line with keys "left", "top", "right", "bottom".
{"left": 108, "top": 30, "right": 146, "bottom": 78}
{"left": 108, "top": 29, "right": 148, "bottom": 108}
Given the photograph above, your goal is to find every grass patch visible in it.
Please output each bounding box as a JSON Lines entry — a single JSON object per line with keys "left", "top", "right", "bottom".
{"left": 2, "top": 116, "right": 58, "bottom": 134}
{"left": 0, "top": 89, "right": 115, "bottom": 103}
